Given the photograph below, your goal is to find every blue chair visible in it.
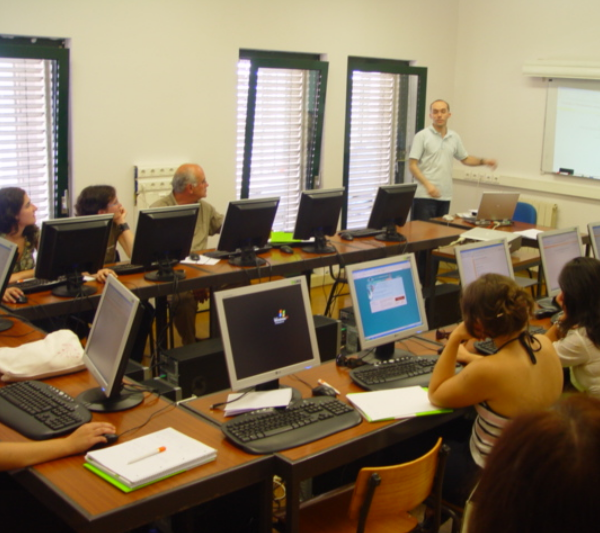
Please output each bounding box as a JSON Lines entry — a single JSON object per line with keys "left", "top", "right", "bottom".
{"left": 513, "top": 202, "right": 537, "bottom": 224}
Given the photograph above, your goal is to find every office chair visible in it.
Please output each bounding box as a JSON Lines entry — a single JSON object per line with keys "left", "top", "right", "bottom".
{"left": 291, "top": 438, "right": 451, "bottom": 533}
{"left": 513, "top": 202, "right": 537, "bottom": 225}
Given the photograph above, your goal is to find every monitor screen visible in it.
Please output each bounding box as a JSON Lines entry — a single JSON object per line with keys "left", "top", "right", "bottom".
{"left": 77, "top": 275, "right": 144, "bottom": 412}
{"left": 214, "top": 276, "right": 321, "bottom": 394}
{"left": 455, "top": 238, "right": 514, "bottom": 289}
{"left": 293, "top": 188, "right": 344, "bottom": 254}
{"left": 131, "top": 204, "right": 200, "bottom": 281}
{"left": 366, "top": 183, "right": 417, "bottom": 241}
{"left": 216, "top": 197, "right": 280, "bottom": 267}
{"left": 0, "top": 237, "right": 18, "bottom": 332}
{"left": 538, "top": 227, "right": 583, "bottom": 298}
{"left": 345, "top": 253, "right": 428, "bottom": 360}
{"left": 35, "top": 214, "right": 113, "bottom": 298}
{"left": 587, "top": 221, "right": 600, "bottom": 259}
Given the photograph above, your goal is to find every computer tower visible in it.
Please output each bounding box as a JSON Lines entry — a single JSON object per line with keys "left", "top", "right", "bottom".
{"left": 159, "top": 337, "right": 230, "bottom": 400}
{"left": 140, "top": 377, "right": 182, "bottom": 403}
{"left": 424, "top": 284, "right": 461, "bottom": 329}
{"left": 124, "top": 359, "right": 151, "bottom": 383}
{"left": 339, "top": 306, "right": 360, "bottom": 353}
{"left": 313, "top": 314, "right": 341, "bottom": 362}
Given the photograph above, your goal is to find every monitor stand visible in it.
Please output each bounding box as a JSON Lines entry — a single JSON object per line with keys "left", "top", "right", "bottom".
{"left": 246, "top": 379, "right": 302, "bottom": 401}
{"left": 229, "top": 247, "right": 267, "bottom": 267}
{"left": 0, "top": 318, "right": 13, "bottom": 332}
{"left": 301, "top": 234, "right": 335, "bottom": 254}
{"left": 374, "top": 224, "right": 407, "bottom": 243}
{"left": 373, "top": 342, "right": 413, "bottom": 362}
{"left": 77, "top": 386, "right": 144, "bottom": 413}
{"left": 52, "top": 273, "right": 96, "bottom": 298}
{"left": 144, "top": 259, "right": 185, "bottom": 282}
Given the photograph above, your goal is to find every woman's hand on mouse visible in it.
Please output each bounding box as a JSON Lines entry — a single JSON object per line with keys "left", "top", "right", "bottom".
{"left": 64, "top": 422, "right": 117, "bottom": 454}
{"left": 2, "top": 286, "right": 24, "bottom": 304}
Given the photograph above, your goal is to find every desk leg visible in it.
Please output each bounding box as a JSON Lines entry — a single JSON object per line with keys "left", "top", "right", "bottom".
{"left": 283, "top": 478, "right": 302, "bottom": 533}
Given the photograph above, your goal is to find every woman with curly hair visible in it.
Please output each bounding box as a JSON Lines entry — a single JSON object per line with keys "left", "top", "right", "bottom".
{"left": 546, "top": 256, "right": 600, "bottom": 397}
{"left": 428, "top": 273, "right": 563, "bottom": 506}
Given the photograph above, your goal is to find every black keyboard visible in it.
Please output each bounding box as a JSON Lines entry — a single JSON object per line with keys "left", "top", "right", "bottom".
{"left": 474, "top": 325, "right": 547, "bottom": 356}
{"left": 340, "top": 228, "right": 381, "bottom": 238}
{"left": 0, "top": 380, "right": 92, "bottom": 440}
{"left": 9, "top": 277, "right": 68, "bottom": 294}
{"left": 110, "top": 263, "right": 145, "bottom": 275}
{"left": 221, "top": 396, "right": 362, "bottom": 454}
{"left": 203, "top": 245, "right": 272, "bottom": 260}
{"left": 350, "top": 355, "right": 461, "bottom": 391}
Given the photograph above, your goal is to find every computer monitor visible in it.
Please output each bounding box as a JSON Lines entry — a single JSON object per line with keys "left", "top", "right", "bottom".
{"left": 0, "top": 237, "right": 18, "bottom": 332}
{"left": 587, "top": 221, "right": 600, "bottom": 259}
{"left": 131, "top": 204, "right": 200, "bottom": 282}
{"left": 293, "top": 188, "right": 345, "bottom": 254}
{"left": 216, "top": 197, "right": 280, "bottom": 267}
{"left": 455, "top": 238, "right": 514, "bottom": 289}
{"left": 538, "top": 227, "right": 583, "bottom": 302}
{"left": 366, "top": 183, "right": 417, "bottom": 241}
{"left": 77, "top": 275, "right": 144, "bottom": 412}
{"left": 35, "top": 214, "right": 113, "bottom": 298}
{"left": 214, "top": 275, "right": 321, "bottom": 395}
{"left": 345, "top": 253, "right": 429, "bottom": 361}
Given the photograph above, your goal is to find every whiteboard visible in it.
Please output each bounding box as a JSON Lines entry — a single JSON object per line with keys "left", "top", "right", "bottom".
{"left": 542, "top": 78, "right": 600, "bottom": 180}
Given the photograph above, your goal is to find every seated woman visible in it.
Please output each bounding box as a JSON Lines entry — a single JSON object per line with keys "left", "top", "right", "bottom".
{"left": 74, "top": 185, "right": 133, "bottom": 263}
{"left": 546, "top": 257, "right": 600, "bottom": 398}
{"left": 468, "top": 394, "right": 600, "bottom": 533}
{"left": 427, "top": 273, "right": 563, "bottom": 506}
{"left": 0, "top": 186, "right": 115, "bottom": 304}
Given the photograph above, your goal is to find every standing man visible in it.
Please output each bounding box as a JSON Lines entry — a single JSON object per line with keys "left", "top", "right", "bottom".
{"left": 409, "top": 99, "right": 497, "bottom": 221}
{"left": 151, "top": 164, "right": 223, "bottom": 345}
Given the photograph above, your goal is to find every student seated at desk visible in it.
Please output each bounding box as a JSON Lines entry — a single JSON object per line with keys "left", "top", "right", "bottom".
{"left": 468, "top": 394, "right": 600, "bottom": 533}
{"left": 1, "top": 421, "right": 115, "bottom": 533}
{"left": 427, "top": 273, "right": 563, "bottom": 507}
{"left": 546, "top": 257, "right": 600, "bottom": 398}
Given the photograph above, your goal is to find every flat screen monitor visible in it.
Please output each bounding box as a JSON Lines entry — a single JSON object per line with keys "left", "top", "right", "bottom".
{"left": 214, "top": 275, "right": 321, "bottom": 395}
{"left": 538, "top": 227, "right": 583, "bottom": 301}
{"left": 216, "top": 197, "right": 280, "bottom": 267}
{"left": 366, "top": 183, "right": 417, "bottom": 241}
{"left": 587, "top": 221, "right": 600, "bottom": 259}
{"left": 293, "top": 188, "right": 344, "bottom": 254}
{"left": 345, "top": 253, "right": 428, "bottom": 361}
{"left": 455, "top": 238, "right": 516, "bottom": 290}
{"left": 35, "top": 214, "right": 113, "bottom": 298}
{"left": 0, "top": 237, "right": 18, "bottom": 332}
{"left": 77, "top": 275, "right": 144, "bottom": 412}
{"left": 131, "top": 204, "right": 200, "bottom": 281}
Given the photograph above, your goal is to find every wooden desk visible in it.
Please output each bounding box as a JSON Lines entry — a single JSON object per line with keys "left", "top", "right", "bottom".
{"left": 183, "top": 346, "right": 466, "bottom": 533}
{"left": 0, "top": 321, "right": 273, "bottom": 533}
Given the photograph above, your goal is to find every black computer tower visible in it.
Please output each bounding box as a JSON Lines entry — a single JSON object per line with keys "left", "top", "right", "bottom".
{"left": 313, "top": 314, "right": 342, "bottom": 362}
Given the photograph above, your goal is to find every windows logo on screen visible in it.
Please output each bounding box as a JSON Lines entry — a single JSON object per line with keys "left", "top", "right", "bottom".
{"left": 273, "top": 309, "right": 288, "bottom": 325}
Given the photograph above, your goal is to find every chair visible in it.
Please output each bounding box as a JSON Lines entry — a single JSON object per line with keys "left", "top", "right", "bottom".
{"left": 513, "top": 202, "right": 537, "bottom": 224}
{"left": 294, "top": 438, "right": 450, "bottom": 533}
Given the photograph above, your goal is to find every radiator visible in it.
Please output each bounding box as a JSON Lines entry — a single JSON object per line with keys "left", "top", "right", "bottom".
{"left": 521, "top": 197, "right": 558, "bottom": 228}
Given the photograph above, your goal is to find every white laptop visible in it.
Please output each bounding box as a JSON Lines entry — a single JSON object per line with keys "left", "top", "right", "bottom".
{"left": 455, "top": 238, "right": 536, "bottom": 290}
{"left": 462, "top": 193, "right": 520, "bottom": 223}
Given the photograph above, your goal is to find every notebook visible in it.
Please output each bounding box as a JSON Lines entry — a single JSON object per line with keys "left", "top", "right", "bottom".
{"left": 84, "top": 427, "right": 217, "bottom": 492}
{"left": 461, "top": 193, "right": 520, "bottom": 223}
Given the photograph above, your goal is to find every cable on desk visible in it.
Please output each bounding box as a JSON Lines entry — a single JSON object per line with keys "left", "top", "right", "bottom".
{"left": 210, "top": 391, "right": 250, "bottom": 410}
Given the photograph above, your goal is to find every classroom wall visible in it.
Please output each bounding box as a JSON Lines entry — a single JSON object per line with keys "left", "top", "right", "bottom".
{"left": 450, "top": 0, "right": 600, "bottom": 230}
{"left": 1, "top": 0, "right": 459, "bottom": 246}
{"left": 2, "top": 0, "right": 599, "bottom": 238}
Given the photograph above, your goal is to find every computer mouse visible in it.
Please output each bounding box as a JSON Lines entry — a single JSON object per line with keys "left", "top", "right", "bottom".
{"left": 189, "top": 252, "right": 200, "bottom": 261}
{"left": 89, "top": 433, "right": 119, "bottom": 450}
{"left": 312, "top": 384, "right": 337, "bottom": 397}
{"left": 280, "top": 245, "right": 294, "bottom": 254}
{"left": 15, "top": 294, "right": 28, "bottom": 304}
{"left": 340, "top": 232, "right": 354, "bottom": 241}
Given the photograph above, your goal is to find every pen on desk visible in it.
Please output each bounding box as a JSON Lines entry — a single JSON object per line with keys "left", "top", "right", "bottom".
{"left": 318, "top": 379, "right": 341, "bottom": 395}
{"left": 127, "top": 446, "right": 166, "bottom": 465}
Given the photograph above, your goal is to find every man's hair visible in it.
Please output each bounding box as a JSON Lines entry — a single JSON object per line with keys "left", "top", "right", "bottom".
{"left": 430, "top": 99, "right": 450, "bottom": 112}
{"left": 172, "top": 166, "right": 199, "bottom": 193}
{"left": 469, "top": 394, "right": 600, "bottom": 533}
{"left": 461, "top": 273, "right": 533, "bottom": 339}
{"left": 75, "top": 185, "right": 116, "bottom": 216}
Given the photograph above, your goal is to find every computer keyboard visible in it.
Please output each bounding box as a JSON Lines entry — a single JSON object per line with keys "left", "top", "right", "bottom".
{"left": 110, "top": 263, "right": 145, "bottom": 275}
{"left": 0, "top": 380, "right": 92, "bottom": 440}
{"left": 474, "top": 325, "right": 547, "bottom": 356}
{"left": 221, "top": 396, "right": 362, "bottom": 454}
{"left": 339, "top": 228, "right": 381, "bottom": 238}
{"left": 350, "top": 355, "right": 461, "bottom": 391}
{"left": 203, "top": 245, "right": 272, "bottom": 260}
{"left": 9, "top": 277, "right": 68, "bottom": 295}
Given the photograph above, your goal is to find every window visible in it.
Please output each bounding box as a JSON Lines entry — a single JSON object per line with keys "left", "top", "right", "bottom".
{"left": 0, "top": 36, "right": 70, "bottom": 224}
{"left": 236, "top": 50, "right": 328, "bottom": 232}
{"left": 342, "top": 57, "right": 427, "bottom": 229}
